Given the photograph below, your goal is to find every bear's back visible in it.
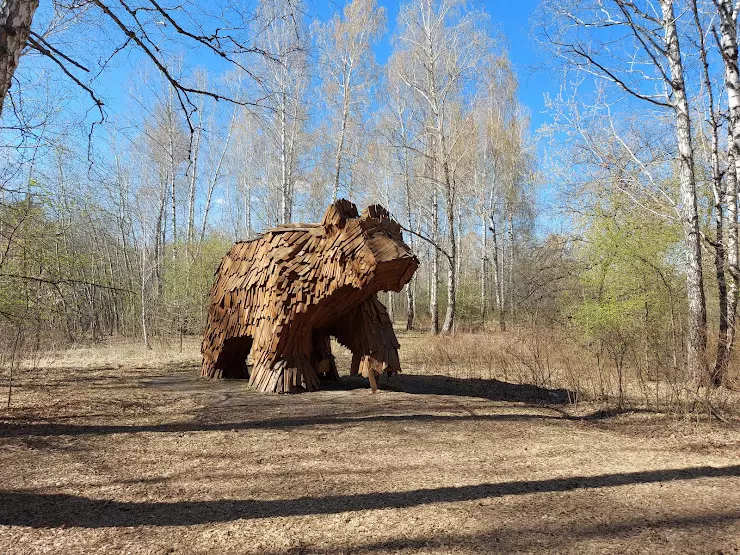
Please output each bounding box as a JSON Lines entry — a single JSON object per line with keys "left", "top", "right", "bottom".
{"left": 210, "top": 224, "right": 327, "bottom": 306}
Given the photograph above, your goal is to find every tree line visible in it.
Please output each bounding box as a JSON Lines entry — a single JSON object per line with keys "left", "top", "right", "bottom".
{"left": 1, "top": 0, "right": 738, "bottom": 398}
{"left": 0, "top": 0, "right": 534, "bottom": 349}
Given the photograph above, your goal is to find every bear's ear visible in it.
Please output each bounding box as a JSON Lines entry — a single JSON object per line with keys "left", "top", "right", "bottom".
{"left": 322, "top": 199, "right": 359, "bottom": 233}
{"left": 361, "top": 204, "right": 402, "bottom": 235}
{"left": 361, "top": 204, "right": 391, "bottom": 221}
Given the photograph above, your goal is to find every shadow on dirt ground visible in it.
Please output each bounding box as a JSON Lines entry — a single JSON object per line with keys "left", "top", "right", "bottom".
{"left": 0, "top": 408, "right": 567, "bottom": 438}
{"left": 377, "top": 373, "right": 572, "bottom": 404}
{"left": 1, "top": 369, "right": 661, "bottom": 440}
{"left": 150, "top": 358, "right": 576, "bottom": 403}
{"left": 267, "top": 510, "right": 740, "bottom": 555}
{"left": 2, "top": 465, "right": 738, "bottom": 528}
{"left": 190, "top": 368, "right": 576, "bottom": 404}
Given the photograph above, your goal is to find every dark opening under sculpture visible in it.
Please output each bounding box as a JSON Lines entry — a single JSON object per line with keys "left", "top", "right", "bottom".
{"left": 201, "top": 199, "right": 419, "bottom": 393}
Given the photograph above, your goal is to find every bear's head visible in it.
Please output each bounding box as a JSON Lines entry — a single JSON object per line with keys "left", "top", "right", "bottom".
{"left": 321, "top": 199, "right": 419, "bottom": 293}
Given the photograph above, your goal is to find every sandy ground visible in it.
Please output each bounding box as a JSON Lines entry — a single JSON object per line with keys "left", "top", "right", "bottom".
{"left": 1, "top": 337, "right": 739, "bottom": 554}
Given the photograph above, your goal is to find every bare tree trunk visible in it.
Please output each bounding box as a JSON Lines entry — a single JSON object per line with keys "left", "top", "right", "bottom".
{"left": 245, "top": 174, "right": 252, "bottom": 237}
{"left": 727, "top": 153, "right": 739, "bottom": 365}
{"left": 387, "top": 290, "right": 394, "bottom": 325}
{"left": 710, "top": 136, "right": 730, "bottom": 382}
{"left": 280, "top": 91, "right": 291, "bottom": 224}
{"left": 186, "top": 123, "right": 202, "bottom": 256}
{"left": 717, "top": 0, "right": 740, "bottom": 383}
{"left": 480, "top": 212, "right": 487, "bottom": 326}
{"left": 332, "top": 79, "right": 351, "bottom": 201}
{"left": 661, "top": 0, "right": 708, "bottom": 383}
{"left": 489, "top": 209, "right": 505, "bottom": 332}
{"left": 285, "top": 89, "right": 300, "bottom": 223}
{"left": 280, "top": 99, "right": 287, "bottom": 224}
{"left": 405, "top": 279, "right": 415, "bottom": 330}
{"left": 507, "top": 211, "right": 515, "bottom": 324}
{"left": 169, "top": 155, "right": 177, "bottom": 257}
{"left": 693, "top": 0, "right": 729, "bottom": 381}
{"left": 6, "top": 327, "right": 22, "bottom": 408}
{"left": 0, "top": 0, "right": 38, "bottom": 115}
{"left": 430, "top": 186, "right": 439, "bottom": 335}
{"left": 404, "top": 148, "right": 415, "bottom": 330}
{"left": 441, "top": 156, "right": 456, "bottom": 334}
{"left": 140, "top": 240, "right": 150, "bottom": 349}
{"left": 154, "top": 180, "right": 166, "bottom": 296}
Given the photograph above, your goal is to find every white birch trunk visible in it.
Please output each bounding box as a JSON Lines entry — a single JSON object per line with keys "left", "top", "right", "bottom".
{"left": 661, "top": 0, "right": 708, "bottom": 382}
{"left": 186, "top": 124, "right": 202, "bottom": 256}
{"left": 693, "top": 0, "right": 729, "bottom": 381}
{"left": 727, "top": 152, "right": 738, "bottom": 374}
{"left": 403, "top": 145, "right": 415, "bottom": 330}
{"left": 440, "top": 150, "right": 456, "bottom": 334}
{"left": 481, "top": 211, "right": 487, "bottom": 325}
{"left": 430, "top": 186, "right": 439, "bottom": 335}
{"left": 332, "top": 77, "right": 351, "bottom": 202}
{"left": 140, "top": 240, "right": 150, "bottom": 349}
{"left": 717, "top": 0, "right": 740, "bottom": 384}
{"left": 280, "top": 91, "right": 289, "bottom": 224}
{"left": 507, "top": 211, "right": 515, "bottom": 323}
{"left": 168, "top": 111, "right": 177, "bottom": 257}
{"left": 489, "top": 212, "right": 505, "bottom": 332}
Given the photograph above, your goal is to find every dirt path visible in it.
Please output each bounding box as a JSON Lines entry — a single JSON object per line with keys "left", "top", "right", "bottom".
{"left": 1, "top": 355, "right": 739, "bottom": 554}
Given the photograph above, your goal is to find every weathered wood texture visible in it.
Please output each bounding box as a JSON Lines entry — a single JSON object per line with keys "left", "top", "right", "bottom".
{"left": 201, "top": 200, "right": 419, "bottom": 393}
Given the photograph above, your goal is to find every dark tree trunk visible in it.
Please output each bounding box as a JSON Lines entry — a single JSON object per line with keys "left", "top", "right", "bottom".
{"left": 0, "top": 0, "right": 38, "bottom": 115}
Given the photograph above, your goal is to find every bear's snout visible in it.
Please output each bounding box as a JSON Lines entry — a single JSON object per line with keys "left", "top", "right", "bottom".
{"left": 373, "top": 252, "right": 419, "bottom": 292}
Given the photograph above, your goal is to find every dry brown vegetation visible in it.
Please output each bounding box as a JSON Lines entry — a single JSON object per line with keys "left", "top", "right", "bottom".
{"left": 1, "top": 331, "right": 740, "bottom": 554}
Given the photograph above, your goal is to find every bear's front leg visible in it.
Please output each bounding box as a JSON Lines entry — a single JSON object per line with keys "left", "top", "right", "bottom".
{"left": 249, "top": 349, "right": 320, "bottom": 393}
{"left": 248, "top": 326, "right": 320, "bottom": 393}
{"left": 333, "top": 295, "right": 401, "bottom": 392}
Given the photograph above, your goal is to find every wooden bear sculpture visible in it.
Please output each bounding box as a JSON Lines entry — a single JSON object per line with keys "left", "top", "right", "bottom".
{"left": 201, "top": 199, "right": 419, "bottom": 393}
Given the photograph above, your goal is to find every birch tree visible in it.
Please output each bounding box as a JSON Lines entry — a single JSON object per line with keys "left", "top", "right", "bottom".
{"left": 474, "top": 56, "right": 526, "bottom": 331}
{"left": 691, "top": 0, "right": 730, "bottom": 381}
{"left": 256, "top": 0, "right": 309, "bottom": 224}
{"left": 393, "top": 0, "right": 493, "bottom": 334}
{"left": 715, "top": 0, "right": 740, "bottom": 385}
{"left": 316, "top": 0, "right": 386, "bottom": 201}
{"left": 540, "top": 0, "right": 709, "bottom": 382}
{"left": 0, "top": 0, "right": 38, "bottom": 113}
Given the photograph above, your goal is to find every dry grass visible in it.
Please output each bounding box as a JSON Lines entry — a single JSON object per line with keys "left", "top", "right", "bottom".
{"left": 1, "top": 331, "right": 740, "bottom": 554}
{"left": 392, "top": 329, "right": 740, "bottom": 419}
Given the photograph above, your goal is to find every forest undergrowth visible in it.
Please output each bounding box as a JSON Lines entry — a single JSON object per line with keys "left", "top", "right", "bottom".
{"left": 5, "top": 327, "right": 738, "bottom": 423}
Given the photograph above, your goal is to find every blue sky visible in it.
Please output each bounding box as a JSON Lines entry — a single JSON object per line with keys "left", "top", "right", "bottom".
{"left": 490, "top": 2, "right": 556, "bottom": 133}
{"left": 309, "top": 0, "right": 562, "bottom": 235}
{"left": 312, "top": 0, "right": 556, "bottom": 134}
{"left": 82, "top": 1, "right": 555, "bottom": 146}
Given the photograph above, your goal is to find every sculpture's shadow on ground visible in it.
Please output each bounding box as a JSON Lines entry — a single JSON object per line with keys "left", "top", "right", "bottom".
{"left": 149, "top": 361, "right": 572, "bottom": 405}
{"left": 323, "top": 373, "right": 573, "bottom": 404}
{"left": 147, "top": 361, "right": 575, "bottom": 406}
